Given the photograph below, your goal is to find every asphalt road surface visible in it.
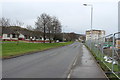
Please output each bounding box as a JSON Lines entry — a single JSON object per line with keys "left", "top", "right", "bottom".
{"left": 3, "top": 42, "right": 82, "bottom": 78}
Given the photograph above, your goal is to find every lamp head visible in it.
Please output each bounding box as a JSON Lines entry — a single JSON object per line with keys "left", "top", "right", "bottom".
{"left": 83, "top": 4, "right": 87, "bottom": 6}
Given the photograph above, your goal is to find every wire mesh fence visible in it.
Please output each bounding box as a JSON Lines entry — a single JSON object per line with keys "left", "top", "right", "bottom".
{"left": 85, "top": 32, "right": 120, "bottom": 79}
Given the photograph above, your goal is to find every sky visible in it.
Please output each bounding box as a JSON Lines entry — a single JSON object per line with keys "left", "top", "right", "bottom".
{"left": 1, "top": 0, "right": 120, "bottom": 35}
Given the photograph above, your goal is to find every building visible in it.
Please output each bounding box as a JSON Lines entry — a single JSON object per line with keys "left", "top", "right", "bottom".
{"left": 86, "top": 30, "right": 105, "bottom": 41}
{"left": 1, "top": 26, "right": 44, "bottom": 41}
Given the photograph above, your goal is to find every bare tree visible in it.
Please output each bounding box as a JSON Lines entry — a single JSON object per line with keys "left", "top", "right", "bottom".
{"left": 51, "top": 17, "right": 62, "bottom": 41}
{"left": 15, "top": 20, "right": 24, "bottom": 26}
{"left": 35, "top": 13, "right": 62, "bottom": 43}
{"left": 0, "top": 17, "right": 11, "bottom": 27}
{"left": 35, "top": 13, "right": 50, "bottom": 43}
{"left": 26, "top": 25, "right": 34, "bottom": 31}
{"left": 46, "top": 16, "right": 53, "bottom": 43}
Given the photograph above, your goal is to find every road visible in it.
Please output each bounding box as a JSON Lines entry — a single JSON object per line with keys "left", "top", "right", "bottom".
{"left": 3, "top": 42, "right": 82, "bottom": 78}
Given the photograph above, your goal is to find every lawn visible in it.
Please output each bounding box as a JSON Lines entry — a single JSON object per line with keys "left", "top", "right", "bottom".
{"left": 2, "top": 42, "right": 73, "bottom": 58}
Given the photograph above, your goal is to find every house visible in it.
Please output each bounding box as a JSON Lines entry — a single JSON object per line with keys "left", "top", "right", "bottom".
{"left": 86, "top": 30, "right": 105, "bottom": 42}
{"left": 30, "top": 31, "right": 44, "bottom": 41}
{"left": 2, "top": 26, "right": 44, "bottom": 41}
{"left": 2, "top": 26, "right": 18, "bottom": 41}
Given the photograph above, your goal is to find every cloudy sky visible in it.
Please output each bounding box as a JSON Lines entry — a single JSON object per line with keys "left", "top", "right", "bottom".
{"left": 1, "top": 0, "right": 119, "bottom": 35}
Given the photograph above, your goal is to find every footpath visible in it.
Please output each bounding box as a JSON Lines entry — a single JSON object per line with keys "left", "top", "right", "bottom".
{"left": 69, "top": 44, "right": 108, "bottom": 79}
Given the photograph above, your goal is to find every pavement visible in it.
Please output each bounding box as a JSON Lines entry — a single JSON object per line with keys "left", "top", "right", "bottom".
{"left": 2, "top": 42, "right": 107, "bottom": 79}
{"left": 70, "top": 45, "right": 107, "bottom": 79}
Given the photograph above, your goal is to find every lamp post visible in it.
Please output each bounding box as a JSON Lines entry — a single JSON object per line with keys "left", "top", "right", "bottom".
{"left": 83, "top": 4, "right": 93, "bottom": 32}
{"left": 62, "top": 26, "right": 67, "bottom": 42}
{"left": 83, "top": 4, "right": 93, "bottom": 50}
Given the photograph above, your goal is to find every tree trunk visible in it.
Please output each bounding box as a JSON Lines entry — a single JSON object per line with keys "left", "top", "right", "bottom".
{"left": 43, "top": 24, "right": 46, "bottom": 43}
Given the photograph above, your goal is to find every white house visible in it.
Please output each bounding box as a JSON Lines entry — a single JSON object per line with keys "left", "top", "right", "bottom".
{"left": 2, "top": 27, "right": 18, "bottom": 40}
{"left": 2, "top": 26, "right": 44, "bottom": 41}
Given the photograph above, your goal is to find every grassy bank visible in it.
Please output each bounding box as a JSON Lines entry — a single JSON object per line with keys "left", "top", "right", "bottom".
{"left": 2, "top": 42, "right": 73, "bottom": 58}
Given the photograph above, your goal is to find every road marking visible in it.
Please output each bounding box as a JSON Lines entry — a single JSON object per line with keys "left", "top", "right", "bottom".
{"left": 67, "top": 70, "right": 73, "bottom": 79}
{"left": 73, "top": 57, "right": 78, "bottom": 66}
{"left": 67, "top": 73, "right": 71, "bottom": 78}
{"left": 67, "top": 53, "right": 79, "bottom": 79}
{"left": 66, "top": 43, "right": 81, "bottom": 79}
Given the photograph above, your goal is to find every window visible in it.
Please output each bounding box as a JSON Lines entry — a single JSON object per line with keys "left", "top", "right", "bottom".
{"left": 12, "top": 34, "right": 16, "bottom": 38}
{"left": 7, "top": 34, "right": 10, "bottom": 37}
{"left": 39, "top": 37, "right": 42, "bottom": 39}
{"left": 25, "top": 35, "right": 27, "bottom": 39}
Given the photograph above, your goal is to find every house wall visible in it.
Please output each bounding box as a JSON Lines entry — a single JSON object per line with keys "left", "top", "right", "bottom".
{"left": 2, "top": 33, "right": 45, "bottom": 41}
{"left": 2, "top": 34, "right": 18, "bottom": 40}
{"left": 19, "top": 33, "right": 25, "bottom": 39}
{"left": 42, "top": 37, "right": 44, "bottom": 40}
{"left": 2, "top": 34, "right": 10, "bottom": 39}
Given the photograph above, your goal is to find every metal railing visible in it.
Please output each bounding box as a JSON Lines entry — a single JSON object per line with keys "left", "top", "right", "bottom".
{"left": 85, "top": 32, "right": 120, "bottom": 79}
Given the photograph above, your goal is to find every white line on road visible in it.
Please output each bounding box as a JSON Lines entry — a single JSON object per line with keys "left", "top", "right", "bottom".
{"left": 67, "top": 70, "right": 73, "bottom": 79}
{"left": 67, "top": 53, "right": 79, "bottom": 79}
{"left": 67, "top": 73, "right": 71, "bottom": 78}
{"left": 73, "top": 56, "right": 78, "bottom": 66}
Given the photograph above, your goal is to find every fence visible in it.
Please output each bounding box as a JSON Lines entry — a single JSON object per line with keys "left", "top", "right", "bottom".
{"left": 85, "top": 32, "right": 120, "bottom": 79}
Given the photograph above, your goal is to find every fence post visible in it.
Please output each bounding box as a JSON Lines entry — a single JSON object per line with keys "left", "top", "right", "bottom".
{"left": 112, "top": 34, "right": 115, "bottom": 72}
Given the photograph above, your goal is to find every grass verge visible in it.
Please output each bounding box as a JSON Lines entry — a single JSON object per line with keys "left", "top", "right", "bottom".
{"left": 2, "top": 42, "right": 73, "bottom": 59}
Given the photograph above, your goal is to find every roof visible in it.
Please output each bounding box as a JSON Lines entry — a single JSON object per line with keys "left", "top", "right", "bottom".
{"left": 2, "top": 26, "right": 43, "bottom": 37}
{"left": 2, "top": 27, "right": 15, "bottom": 34}
{"left": 86, "top": 29, "right": 105, "bottom": 32}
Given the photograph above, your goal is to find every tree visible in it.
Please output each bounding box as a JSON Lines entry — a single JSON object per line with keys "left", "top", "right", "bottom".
{"left": 35, "top": 13, "right": 50, "bottom": 43}
{"left": 63, "top": 33, "right": 79, "bottom": 41}
{"left": 15, "top": 20, "right": 24, "bottom": 27}
{"left": 69, "top": 32, "right": 77, "bottom": 41}
{"left": 46, "top": 16, "right": 52, "bottom": 43}
{"left": 51, "top": 17, "right": 62, "bottom": 42}
{"left": 26, "top": 25, "right": 34, "bottom": 31}
{"left": 0, "top": 17, "right": 11, "bottom": 27}
{"left": 35, "top": 13, "right": 62, "bottom": 43}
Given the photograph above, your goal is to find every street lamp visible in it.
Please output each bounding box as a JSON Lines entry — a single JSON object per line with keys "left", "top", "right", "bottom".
{"left": 83, "top": 4, "right": 93, "bottom": 50}
{"left": 83, "top": 4, "right": 93, "bottom": 34}
{"left": 62, "top": 26, "right": 68, "bottom": 42}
